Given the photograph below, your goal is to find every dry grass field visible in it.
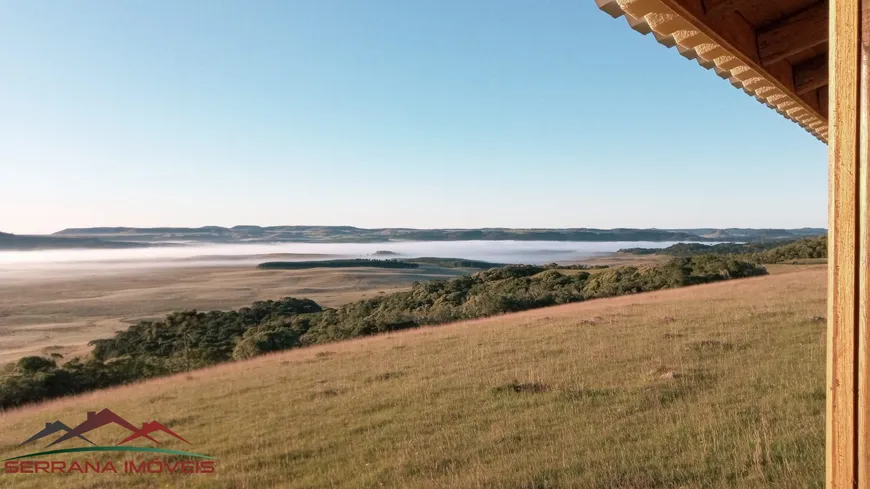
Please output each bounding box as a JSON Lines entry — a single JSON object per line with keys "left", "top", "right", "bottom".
{"left": 0, "top": 266, "right": 826, "bottom": 488}
{"left": 0, "top": 264, "right": 469, "bottom": 363}
{"left": 569, "top": 252, "right": 670, "bottom": 267}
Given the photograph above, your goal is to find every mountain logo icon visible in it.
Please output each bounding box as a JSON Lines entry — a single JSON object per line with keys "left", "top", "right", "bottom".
{"left": 5, "top": 408, "right": 213, "bottom": 464}
{"left": 117, "top": 420, "right": 191, "bottom": 446}
{"left": 18, "top": 421, "right": 96, "bottom": 447}
{"left": 48, "top": 409, "right": 162, "bottom": 447}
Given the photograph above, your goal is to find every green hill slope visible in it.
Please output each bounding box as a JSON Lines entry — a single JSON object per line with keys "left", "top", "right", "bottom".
{"left": 0, "top": 268, "right": 825, "bottom": 488}
{"left": 0, "top": 232, "right": 154, "bottom": 250}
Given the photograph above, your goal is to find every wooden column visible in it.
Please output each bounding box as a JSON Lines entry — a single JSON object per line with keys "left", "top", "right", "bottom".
{"left": 829, "top": 0, "right": 867, "bottom": 487}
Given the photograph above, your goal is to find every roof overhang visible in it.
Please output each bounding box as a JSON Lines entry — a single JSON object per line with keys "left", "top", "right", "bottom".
{"left": 595, "top": 0, "right": 829, "bottom": 143}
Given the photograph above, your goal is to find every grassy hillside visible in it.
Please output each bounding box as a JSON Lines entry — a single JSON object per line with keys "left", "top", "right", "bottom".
{"left": 0, "top": 265, "right": 468, "bottom": 364}
{"left": 1, "top": 257, "right": 767, "bottom": 409}
{"left": 0, "top": 268, "right": 826, "bottom": 488}
{"left": 0, "top": 232, "right": 154, "bottom": 250}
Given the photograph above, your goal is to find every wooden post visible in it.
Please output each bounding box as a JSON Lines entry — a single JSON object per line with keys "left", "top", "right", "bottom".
{"left": 829, "top": 0, "right": 866, "bottom": 487}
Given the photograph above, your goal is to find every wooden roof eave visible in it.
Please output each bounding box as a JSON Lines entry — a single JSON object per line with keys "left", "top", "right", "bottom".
{"left": 595, "top": 0, "right": 828, "bottom": 143}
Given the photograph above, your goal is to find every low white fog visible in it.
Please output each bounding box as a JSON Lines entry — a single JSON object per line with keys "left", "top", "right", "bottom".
{"left": 0, "top": 240, "right": 683, "bottom": 272}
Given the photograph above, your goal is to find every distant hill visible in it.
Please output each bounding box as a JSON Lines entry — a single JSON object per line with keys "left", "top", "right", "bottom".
{"left": 669, "top": 228, "right": 826, "bottom": 239}
{"left": 620, "top": 235, "right": 827, "bottom": 263}
{"left": 0, "top": 231, "right": 155, "bottom": 251}
{"left": 52, "top": 226, "right": 826, "bottom": 245}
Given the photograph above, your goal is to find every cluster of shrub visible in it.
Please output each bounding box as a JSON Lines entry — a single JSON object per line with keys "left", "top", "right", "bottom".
{"left": 258, "top": 259, "right": 420, "bottom": 270}
{"left": 741, "top": 235, "right": 826, "bottom": 263}
{"left": 0, "top": 254, "right": 771, "bottom": 410}
{"left": 619, "top": 235, "right": 826, "bottom": 263}
{"left": 409, "top": 257, "right": 506, "bottom": 269}
{"left": 257, "top": 257, "right": 507, "bottom": 270}
{"left": 542, "top": 263, "right": 610, "bottom": 270}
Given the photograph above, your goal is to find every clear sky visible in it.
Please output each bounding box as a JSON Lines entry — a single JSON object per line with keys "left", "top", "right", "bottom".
{"left": 0, "top": 1, "right": 827, "bottom": 234}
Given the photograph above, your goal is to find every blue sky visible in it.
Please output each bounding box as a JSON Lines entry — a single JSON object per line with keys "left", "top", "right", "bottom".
{"left": 0, "top": 1, "right": 827, "bottom": 234}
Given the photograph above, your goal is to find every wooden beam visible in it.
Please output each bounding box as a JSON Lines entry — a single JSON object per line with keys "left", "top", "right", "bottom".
{"left": 768, "top": 59, "right": 797, "bottom": 92}
{"left": 858, "top": 2, "right": 870, "bottom": 485}
{"left": 795, "top": 54, "right": 830, "bottom": 94}
{"left": 759, "top": 2, "right": 828, "bottom": 66}
{"left": 702, "top": 0, "right": 754, "bottom": 18}
{"left": 801, "top": 89, "right": 822, "bottom": 112}
{"left": 828, "top": 0, "right": 862, "bottom": 488}
{"left": 667, "top": 0, "right": 761, "bottom": 63}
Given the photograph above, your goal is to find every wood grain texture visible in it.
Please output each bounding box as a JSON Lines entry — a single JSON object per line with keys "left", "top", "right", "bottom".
{"left": 701, "top": 0, "right": 754, "bottom": 17}
{"left": 795, "top": 54, "right": 830, "bottom": 94}
{"left": 858, "top": 2, "right": 870, "bottom": 486}
{"left": 802, "top": 88, "right": 823, "bottom": 112}
{"left": 759, "top": 2, "right": 829, "bottom": 66}
{"left": 823, "top": 84, "right": 831, "bottom": 117}
{"left": 828, "top": 1, "right": 860, "bottom": 487}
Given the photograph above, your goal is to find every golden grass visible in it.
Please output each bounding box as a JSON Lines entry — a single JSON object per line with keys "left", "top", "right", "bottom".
{"left": 0, "top": 268, "right": 825, "bottom": 488}
{"left": 571, "top": 253, "right": 670, "bottom": 267}
{"left": 764, "top": 262, "right": 826, "bottom": 275}
{"left": 0, "top": 265, "right": 467, "bottom": 363}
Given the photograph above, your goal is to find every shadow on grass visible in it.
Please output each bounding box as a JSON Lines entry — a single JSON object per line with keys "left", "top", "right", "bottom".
{"left": 309, "top": 387, "right": 347, "bottom": 400}
{"left": 491, "top": 382, "right": 549, "bottom": 395}
{"left": 366, "top": 371, "right": 406, "bottom": 383}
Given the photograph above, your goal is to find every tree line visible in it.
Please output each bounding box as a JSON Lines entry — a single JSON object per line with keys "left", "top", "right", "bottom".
{"left": 619, "top": 235, "right": 826, "bottom": 263}
{"left": 258, "top": 259, "right": 420, "bottom": 270}
{"left": 257, "top": 257, "right": 507, "bottom": 270}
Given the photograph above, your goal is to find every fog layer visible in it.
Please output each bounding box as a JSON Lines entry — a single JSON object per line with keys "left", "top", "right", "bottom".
{"left": 0, "top": 240, "right": 684, "bottom": 271}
